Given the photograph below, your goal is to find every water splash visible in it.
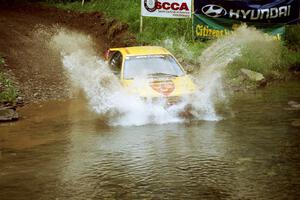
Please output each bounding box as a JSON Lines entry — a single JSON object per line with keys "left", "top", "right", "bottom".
{"left": 49, "top": 26, "right": 274, "bottom": 126}
{"left": 49, "top": 29, "right": 185, "bottom": 126}
{"left": 164, "top": 25, "right": 276, "bottom": 120}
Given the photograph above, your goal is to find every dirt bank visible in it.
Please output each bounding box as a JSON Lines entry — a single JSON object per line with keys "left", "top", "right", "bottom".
{"left": 0, "top": 3, "right": 135, "bottom": 103}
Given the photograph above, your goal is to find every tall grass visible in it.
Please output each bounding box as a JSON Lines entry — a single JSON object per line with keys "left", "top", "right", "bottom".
{"left": 48, "top": 0, "right": 300, "bottom": 82}
{"left": 286, "top": 25, "right": 300, "bottom": 51}
{"left": 47, "top": 0, "right": 194, "bottom": 44}
{"left": 227, "top": 39, "right": 282, "bottom": 78}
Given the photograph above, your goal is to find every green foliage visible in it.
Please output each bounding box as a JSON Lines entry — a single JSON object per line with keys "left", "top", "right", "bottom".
{"left": 280, "top": 47, "right": 300, "bottom": 70}
{"left": 47, "top": 0, "right": 207, "bottom": 70}
{"left": 224, "top": 25, "right": 300, "bottom": 82}
{"left": 227, "top": 41, "right": 300, "bottom": 81}
{"left": 0, "top": 74, "right": 18, "bottom": 103}
{"left": 49, "top": 0, "right": 300, "bottom": 84}
{"left": 48, "top": 0, "right": 197, "bottom": 45}
{"left": 227, "top": 40, "right": 282, "bottom": 78}
{"left": 0, "top": 57, "right": 18, "bottom": 103}
{"left": 285, "top": 25, "right": 300, "bottom": 51}
{"left": 0, "top": 56, "right": 4, "bottom": 66}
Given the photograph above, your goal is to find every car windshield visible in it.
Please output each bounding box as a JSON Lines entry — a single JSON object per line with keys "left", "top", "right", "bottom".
{"left": 123, "top": 55, "right": 185, "bottom": 79}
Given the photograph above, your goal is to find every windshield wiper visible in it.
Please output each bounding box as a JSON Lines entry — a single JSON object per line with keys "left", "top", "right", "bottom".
{"left": 147, "top": 73, "right": 178, "bottom": 77}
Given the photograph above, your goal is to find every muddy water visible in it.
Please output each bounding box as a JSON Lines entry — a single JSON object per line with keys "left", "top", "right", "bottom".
{"left": 1, "top": 82, "right": 300, "bottom": 200}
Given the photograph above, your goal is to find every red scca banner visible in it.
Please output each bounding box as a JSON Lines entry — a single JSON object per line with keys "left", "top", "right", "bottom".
{"left": 141, "top": 0, "right": 192, "bottom": 18}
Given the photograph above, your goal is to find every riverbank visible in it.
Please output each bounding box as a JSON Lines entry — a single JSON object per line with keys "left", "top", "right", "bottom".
{"left": 0, "top": 2, "right": 299, "bottom": 121}
{"left": 0, "top": 3, "right": 134, "bottom": 103}
{"left": 0, "top": 3, "right": 135, "bottom": 121}
{"left": 49, "top": 0, "right": 300, "bottom": 89}
{"left": 0, "top": 56, "right": 19, "bottom": 121}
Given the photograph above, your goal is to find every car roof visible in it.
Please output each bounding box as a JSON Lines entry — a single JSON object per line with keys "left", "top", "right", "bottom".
{"left": 109, "top": 46, "right": 171, "bottom": 56}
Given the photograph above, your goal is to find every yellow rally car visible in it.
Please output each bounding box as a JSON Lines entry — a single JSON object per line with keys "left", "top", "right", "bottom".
{"left": 105, "top": 46, "right": 196, "bottom": 106}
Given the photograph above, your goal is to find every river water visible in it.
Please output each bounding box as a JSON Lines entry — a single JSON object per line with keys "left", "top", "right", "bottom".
{"left": 0, "top": 81, "right": 300, "bottom": 200}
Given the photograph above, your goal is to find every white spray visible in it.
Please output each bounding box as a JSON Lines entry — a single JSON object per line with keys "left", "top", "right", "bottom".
{"left": 163, "top": 25, "right": 276, "bottom": 120}
{"left": 50, "top": 29, "right": 186, "bottom": 126}
{"left": 49, "top": 26, "right": 274, "bottom": 126}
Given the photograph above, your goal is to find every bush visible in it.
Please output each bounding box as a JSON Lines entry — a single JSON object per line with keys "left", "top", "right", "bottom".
{"left": 285, "top": 25, "right": 300, "bottom": 51}
{"left": 49, "top": 0, "right": 300, "bottom": 83}
{"left": 227, "top": 39, "right": 282, "bottom": 78}
{"left": 0, "top": 57, "right": 18, "bottom": 103}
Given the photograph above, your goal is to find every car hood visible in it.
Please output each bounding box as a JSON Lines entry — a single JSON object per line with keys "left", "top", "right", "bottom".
{"left": 121, "top": 75, "right": 196, "bottom": 98}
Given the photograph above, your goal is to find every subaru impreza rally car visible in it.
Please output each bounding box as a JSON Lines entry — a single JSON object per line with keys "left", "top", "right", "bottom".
{"left": 105, "top": 46, "right": 196, "bottom": 106}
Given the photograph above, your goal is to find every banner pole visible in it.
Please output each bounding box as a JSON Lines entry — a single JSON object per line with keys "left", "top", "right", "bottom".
{"left": 140, "top": 15, "right": 143, "bottom": 33}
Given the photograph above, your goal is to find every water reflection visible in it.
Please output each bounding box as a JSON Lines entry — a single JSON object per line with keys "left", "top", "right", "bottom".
{"left": 60, "top": 119, "right": 235, "bottom": 199}
{"left": 1, "top": 82, "right": 300, "bottom": 199}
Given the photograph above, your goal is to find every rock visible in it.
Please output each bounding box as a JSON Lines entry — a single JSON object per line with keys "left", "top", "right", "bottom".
{"left": 0, "top": 107, "right": 19, "bottom": 122}
{"left": 257, "top": 79, "right": 268, "bottom": 88}
{"left": 291, "top": 119, "right": 300, "bottom": 128}
{"left": 16, "top": 96, "right": 24, "bottom": 104}
{"left": 240, "top": 68, "right": 265, "bottom": 82}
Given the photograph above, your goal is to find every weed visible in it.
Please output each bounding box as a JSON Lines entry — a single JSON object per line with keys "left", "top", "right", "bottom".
{"left": 48, "top": 0, "right": 300, "bottom": 82}
{"left": 0, "top": 56, "right": 18, "bottom": 103}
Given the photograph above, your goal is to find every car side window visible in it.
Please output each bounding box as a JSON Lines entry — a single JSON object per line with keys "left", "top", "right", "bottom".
{"left": 109, "top": 51, "right": 122, "bottom": 76}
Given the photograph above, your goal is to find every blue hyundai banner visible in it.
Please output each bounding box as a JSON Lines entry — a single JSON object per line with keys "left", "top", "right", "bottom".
{"left": 193, "top": 0, "right": 300, "bottom": 39}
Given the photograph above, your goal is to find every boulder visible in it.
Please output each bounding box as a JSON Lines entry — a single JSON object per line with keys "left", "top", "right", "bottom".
{"left": 0, "top": 107, "right": 18, "bottom": 122}
{"left": 240, "top": 68, "right": 265, "bottom": 82}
